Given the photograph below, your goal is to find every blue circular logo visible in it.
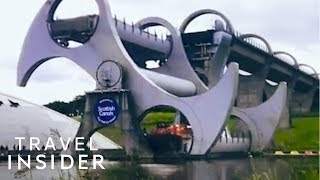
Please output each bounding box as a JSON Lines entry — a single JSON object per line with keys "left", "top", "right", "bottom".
{"left": 94, "top": 98, "right": 120, "bottom": 125}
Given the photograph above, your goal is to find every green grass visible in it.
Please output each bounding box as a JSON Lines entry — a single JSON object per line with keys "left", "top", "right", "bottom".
{"left": 140, "top": 112, "right": 175, "bottom": 132}
{"left": 72, "top": 116, "right": 124, "bottom": 147}
{"left": 226, "top": 117, "right": 240, "bottom": 134}
{"left": 97, "top": 127, "right": 124, "bottom": 147}
{"left": 141, "top": 112, "right": 175, "bottom": 125}
{"left": 274, "top": 116, "right": 319, "bottom": 151}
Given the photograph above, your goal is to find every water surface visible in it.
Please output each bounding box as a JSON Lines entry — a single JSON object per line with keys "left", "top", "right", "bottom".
{"left": 1, "top": 157, "right": 318, "bottom": 180}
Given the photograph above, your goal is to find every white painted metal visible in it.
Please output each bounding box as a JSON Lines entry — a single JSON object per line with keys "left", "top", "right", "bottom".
{"left": 232, "top": 82, "right": 287, "bottom": 151}
{"left": 17, "top": 0, "right": 239, "bottom": 155}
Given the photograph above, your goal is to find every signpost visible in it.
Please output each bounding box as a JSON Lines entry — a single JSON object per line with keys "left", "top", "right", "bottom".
{"left": 94, "top": 98, "right": 120, "bottom": 125}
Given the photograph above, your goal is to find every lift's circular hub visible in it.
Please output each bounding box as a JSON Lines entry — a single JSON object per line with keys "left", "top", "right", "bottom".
{"left": 96, "top": 60, "right": 122, "bottom": 88}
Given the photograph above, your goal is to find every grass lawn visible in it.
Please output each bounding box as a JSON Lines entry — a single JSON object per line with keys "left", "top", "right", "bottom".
{"left": 274, "top": 116, "right": 319, "bottom": 151}
{"left": 72, "top": 116, "right": 124, "bottom": 147}
{"left": 140, "top": 112, "right": 175, "bottom": 132}
{"left": 97, "top": 127, "right": 124, "bottom": 147}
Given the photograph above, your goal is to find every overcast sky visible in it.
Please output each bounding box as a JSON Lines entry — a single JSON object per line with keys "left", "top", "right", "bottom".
{"left": 0, "top": 0, "right": 319, "bottom": 105}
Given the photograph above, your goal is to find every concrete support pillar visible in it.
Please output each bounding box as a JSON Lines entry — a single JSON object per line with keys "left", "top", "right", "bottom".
{"left": 237, "top": 75, "right": 265, "bottom": 108}
{"left": 290, "top": 82, "right": 319, "bottom": 114}
{"left": 72, "top": 90, "right": 151, "bottom": 157}
{"left": 283, "top": 74, "right": 299, "bottom": 128}
{"left": 236, "top": 62, "right": 271, "bottom": 108}
{"left": 311, "top": 89, "right": 319, "bottom": 112}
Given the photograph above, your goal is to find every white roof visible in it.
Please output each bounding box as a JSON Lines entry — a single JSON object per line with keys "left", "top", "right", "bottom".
{"left": 0, "top": 93, "right": 121, "bottom": 150}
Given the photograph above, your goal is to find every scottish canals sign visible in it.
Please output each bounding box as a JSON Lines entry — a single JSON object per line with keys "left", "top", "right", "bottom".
{"left": 94, "top": 98, "right": 120, "bottom": 125}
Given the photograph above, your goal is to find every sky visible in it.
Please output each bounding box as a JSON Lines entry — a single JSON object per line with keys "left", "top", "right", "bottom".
{"left": 0, "top": 0, "right": 319, "bottom": 105}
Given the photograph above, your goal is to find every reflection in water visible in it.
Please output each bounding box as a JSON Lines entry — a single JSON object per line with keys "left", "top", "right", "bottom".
{"left": 98, "top": 158, "right": 319, "bottom": 180}
{"left": 0, "top": 157, "right": 318, "bottom": 179}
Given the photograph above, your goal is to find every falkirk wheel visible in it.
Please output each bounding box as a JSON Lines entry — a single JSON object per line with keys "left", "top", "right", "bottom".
{"left": 17, "top": 0, "right": 287, "bottom": 155}
{"left": 177, "top": 10, "right": 287, "bottom": 152}
{"left": 135, "top": 12, "right": 287, "bottom": 152}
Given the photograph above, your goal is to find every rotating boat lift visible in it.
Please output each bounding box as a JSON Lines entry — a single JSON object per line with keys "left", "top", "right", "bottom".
{"left": 17, "top": 0, "right": 287, "bottom": 155}
{"left": 177, "top": 10, "right": 287, "bottom": 152}
{"left": 17, "top": 0, "right": 238, "bottom": 155}
{"left": 134, "top": 10, "right": 287, "bottom": 152}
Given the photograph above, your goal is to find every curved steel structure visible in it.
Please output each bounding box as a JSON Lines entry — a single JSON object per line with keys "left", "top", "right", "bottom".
{"left": 17, "top": 0, "right": 239, "bottom": 155}
{"left": 16, "top": 0, "right": 304, "bottom": 154}
{"left": 232, "top": 82, "right": 287, "bottom": 151}
{"left": 135, "top": 17, "right": 208, "bottom": 94}
{"left": 273, "top": 51, "right": 299, "bottom": 68}
{"left": 136, "top": 16, "right": 235, "bottom": 150}
{"left": 179, "top": 9, "right": 235, "bottom": 34}
{"left": 179, "top": 12, "right": 286, "bottom": 151}
{"left": 298, "top": 64, "right": 318, "bottom": 76}
{"left": 134, "top": 14, "right": 287, "bottom": 151}
{"left": 239, "top": 34, "right": 273, "bottom": 54}
{"left": 311, "top": 73, "right": 320, "bottom": 79}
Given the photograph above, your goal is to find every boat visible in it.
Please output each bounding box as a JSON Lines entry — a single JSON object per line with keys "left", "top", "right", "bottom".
{"left": 145, "top": 124, "right": 192, "bottom": 154}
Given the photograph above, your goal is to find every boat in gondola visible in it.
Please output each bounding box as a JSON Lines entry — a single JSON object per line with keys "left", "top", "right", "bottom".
{"left": 145, "top": 124, "right": 192, "bottom": 154}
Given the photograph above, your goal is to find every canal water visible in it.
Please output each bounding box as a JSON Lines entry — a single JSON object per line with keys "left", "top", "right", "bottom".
{"left": 0, "top": 157, "right": 318, "bottom": 180}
